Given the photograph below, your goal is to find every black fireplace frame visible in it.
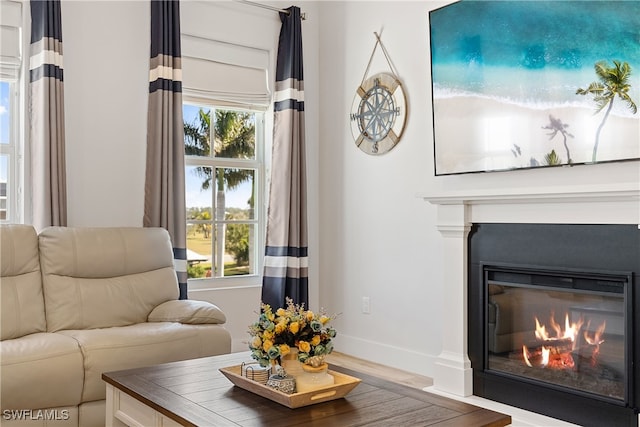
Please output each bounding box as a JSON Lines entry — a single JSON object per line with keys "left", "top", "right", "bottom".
{"left": 468, "top": 223, "right": 640, "bottom": 427}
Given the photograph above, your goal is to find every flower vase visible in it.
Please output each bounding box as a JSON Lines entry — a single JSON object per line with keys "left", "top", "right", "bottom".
{"left": 296, "top": 363, "right": 334, "bottom": 393}
{"left": 281, "top": 348, "right": 304, "bottom": 379}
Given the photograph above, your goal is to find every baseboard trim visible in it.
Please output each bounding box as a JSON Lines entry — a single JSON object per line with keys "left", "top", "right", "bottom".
{"left": 334, "top": 334, "right": 436, "bottom": 378}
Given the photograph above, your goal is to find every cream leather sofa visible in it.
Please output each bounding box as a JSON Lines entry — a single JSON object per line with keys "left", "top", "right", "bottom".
{"left": 1, "top": 225, "right": 232, "bottom": 426}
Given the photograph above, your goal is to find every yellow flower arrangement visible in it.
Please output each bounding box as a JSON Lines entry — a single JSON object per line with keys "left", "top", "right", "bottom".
{"left": 248, "top": 297, "right": 337, "bottom": 368}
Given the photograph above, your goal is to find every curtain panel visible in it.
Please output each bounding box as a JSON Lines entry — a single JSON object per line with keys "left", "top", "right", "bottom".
{"left": 262, "top": 6, "right": 308, "bottom": 310}
{"left": 144, "top": 0, "right": 188, "bottom": 299}
{"left": 29, "top": 0, "right": 67, "bottom": 230}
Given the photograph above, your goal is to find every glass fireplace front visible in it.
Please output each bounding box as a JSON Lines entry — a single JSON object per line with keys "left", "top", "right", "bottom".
{"left": 485, "top": 265, "right": 631, "bottom": 404}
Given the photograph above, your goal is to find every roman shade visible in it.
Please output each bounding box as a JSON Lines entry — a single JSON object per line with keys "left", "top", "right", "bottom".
{"left": 181, "top": 35, "right": 271, "bottom": 110}
{"left": 0, "top": 0, "right": 21, "bottom": 80}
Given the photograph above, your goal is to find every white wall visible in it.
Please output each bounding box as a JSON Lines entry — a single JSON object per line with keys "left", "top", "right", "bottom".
{"left": 63, "top": 0, "right": 149, "bottom": 227}
{"left": 59, "top": 0, "right": 639, "bottom": 378}
{"left": 317, "top": 1, "right": 640, "bottom": 378}
{"left": 318, "top": 1, "right": 446, "bottom": 377}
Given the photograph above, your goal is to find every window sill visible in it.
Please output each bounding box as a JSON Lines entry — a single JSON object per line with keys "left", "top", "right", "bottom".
{"left": 187, "top": 275, "right": 262, "bottom": 292}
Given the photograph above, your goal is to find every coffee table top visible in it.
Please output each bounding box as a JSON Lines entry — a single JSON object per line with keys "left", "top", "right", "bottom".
{"left": 102, "top": 352, "right": 510, "bottom": 427}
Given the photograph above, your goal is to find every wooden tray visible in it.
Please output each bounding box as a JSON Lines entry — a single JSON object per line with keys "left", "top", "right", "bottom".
{"left": 219, "top": 364, "right": 361, "bottom": 408}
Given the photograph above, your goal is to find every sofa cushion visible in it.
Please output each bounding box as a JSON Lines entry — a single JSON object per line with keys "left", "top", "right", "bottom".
{"left": 59, "top": 322, "right": 232, "bottom": 402}
{"left": 1, "top": 225, "right": 46, "bottom": 340}
{"left": 148, "top": 299, "right": 227, "bottom": 324}
{"left": 0, "top": 333, "right": 84, "bottom": 410}
{"left": 79, "top": 401, "right": 105, "bottom": 427}
{"left": 39, "top": 227, "right": 180, "bottom": 331}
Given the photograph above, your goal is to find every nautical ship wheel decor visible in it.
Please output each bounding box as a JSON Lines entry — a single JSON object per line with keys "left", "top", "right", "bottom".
{"left": 350, "top": 72, "right": 407, "bottom": 155}
{"left": 349, "top": 32, "right": 407, "bottom": 155}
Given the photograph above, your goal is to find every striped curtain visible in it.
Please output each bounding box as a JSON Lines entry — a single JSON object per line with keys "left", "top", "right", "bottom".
{"left": 262, "top": 6, "right": 308, "bottom": 310}
{"left": 143, "top": 0, "right": 188, "bottom": 299}
{"left": 30, "top": 0, "right": 67, "bottom": 230}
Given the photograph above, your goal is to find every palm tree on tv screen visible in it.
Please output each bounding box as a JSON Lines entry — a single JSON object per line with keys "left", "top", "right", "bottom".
{"left": 542, "top": 115, "right": 574, "bottom": 165}
{"left": 576, "top": 60, "right": 637, "bottom": 163}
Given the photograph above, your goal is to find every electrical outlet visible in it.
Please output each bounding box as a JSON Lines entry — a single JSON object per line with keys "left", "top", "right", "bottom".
{"left": 362, "top": 297, "right": 371, "bottom": 314}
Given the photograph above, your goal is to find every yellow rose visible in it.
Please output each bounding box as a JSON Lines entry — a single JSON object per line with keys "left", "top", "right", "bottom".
{"left": 311, "top": 335, "right": 321, "bottom": 346}
{"left": 276, "top": 308, "right": 286, "bottom": 317}
{"left": 251, "top": 336, "right": 262, "bottom": 349}
{"left": 289, "top": 321, "right": 299, "bottom": 334}
{"left": 275, "top": 321, "right": 286, "bottom": 334}
{"left": 263, "top": 330, "right": 274, "bottom": 341}
{"left": 320, "top": 315, "right": 330, "bottom": 325}
{"left": 279, "top": 344, "right": 290, "bottom": 356}
{"left": 263, "top": 340, "right": 273, "bottom": 352}
{"left": 306, "top": 311, "right": 315, "bottom": 321}
{"left": 298, "top": 341, "right": 311, "bottom": 353}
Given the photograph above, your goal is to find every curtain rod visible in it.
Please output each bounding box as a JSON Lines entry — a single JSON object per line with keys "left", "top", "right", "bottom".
{"left": 232, "top": 0, "right": 306, "bottom": 20}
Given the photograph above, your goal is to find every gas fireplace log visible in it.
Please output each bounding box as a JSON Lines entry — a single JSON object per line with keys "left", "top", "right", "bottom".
{"left": 524, "top": 337, "right": 574, "bottom": 354}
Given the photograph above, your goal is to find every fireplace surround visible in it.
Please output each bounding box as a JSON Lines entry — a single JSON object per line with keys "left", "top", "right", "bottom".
{"left": 423, "top": 184, "right": 640, "bottom": 425}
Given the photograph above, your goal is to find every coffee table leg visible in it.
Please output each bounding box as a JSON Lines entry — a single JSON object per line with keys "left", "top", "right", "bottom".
{"left": 105, "top": 384, "right": 128, "bottom": 427}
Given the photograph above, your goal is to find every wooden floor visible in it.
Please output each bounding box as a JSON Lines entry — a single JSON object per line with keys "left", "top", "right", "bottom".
{"left": 326, "top": 352, "right": 434, "bottom": 390}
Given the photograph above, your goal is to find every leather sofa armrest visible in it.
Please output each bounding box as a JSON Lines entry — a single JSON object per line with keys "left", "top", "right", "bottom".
{"left": 148, "top": 300, "right": 227, "bottom": 325}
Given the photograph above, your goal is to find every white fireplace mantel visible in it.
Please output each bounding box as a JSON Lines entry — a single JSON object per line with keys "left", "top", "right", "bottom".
{"left": 421, "top": 183, "right": 640, "bottom": 397}
{"left": 425, "top": 182, "right": 640, "bottom": 226}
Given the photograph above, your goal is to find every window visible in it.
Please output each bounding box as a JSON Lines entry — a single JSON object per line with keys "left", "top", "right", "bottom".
{"left": 179, "top": 28, "right": 272, "bottom": 286}
{"left": 183, "top": 102, "right": 265, "bottom": 284}
{"left": 0, "top": 81, "right": 16, "bottom": 221}
{"left": 0, "top": 0, "right": 23, "bottom": 224}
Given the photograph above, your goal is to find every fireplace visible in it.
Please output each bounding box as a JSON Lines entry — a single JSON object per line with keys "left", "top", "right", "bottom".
{"left": 485, "top": 265, "right": 629, "bottom": 401}
{"left": 422, "top": 184, "right": 640, "bottom": 426}
{"left": 469, "top": 223, "right": 639, "bottom": 426}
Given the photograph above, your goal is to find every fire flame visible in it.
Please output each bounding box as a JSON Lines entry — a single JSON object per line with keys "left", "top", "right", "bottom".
{"left": 584, "top": 320, "right": 606, "bottom": 366}
{"left": 523, "top": 345, "right": 532, "bottom": 367}
{"left": 541, "top": 346, "right": 550, "bottom": 367}
{"left": 522, "top": 313, "right": 605, "bottom": 369}
{"left": 584, "top": 320, "right": 606, "bottom": 346}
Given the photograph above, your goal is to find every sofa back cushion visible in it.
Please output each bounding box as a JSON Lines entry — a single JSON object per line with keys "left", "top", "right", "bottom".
{"left": 1, "top": 225, "right": 46, "bottom": 340}
{"left": 39, "top": 227, "right": 180, "bottom": 332}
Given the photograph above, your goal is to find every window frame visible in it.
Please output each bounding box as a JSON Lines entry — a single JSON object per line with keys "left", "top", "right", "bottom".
{"left": 183, "top": 98, "right": 266, "bottom": 290}
{"left": 0, "top": 79, "right": 21, "bottom": 224}
{"left": 0, "top": 0, "right": 25, "bottom": 225}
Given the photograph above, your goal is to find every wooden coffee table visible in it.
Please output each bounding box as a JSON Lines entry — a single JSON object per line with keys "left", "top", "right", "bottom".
{"left": 102, "top": 352, "right": 510, "bottom": 426}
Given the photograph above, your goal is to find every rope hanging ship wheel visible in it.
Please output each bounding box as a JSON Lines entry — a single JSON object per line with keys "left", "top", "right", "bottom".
{"left": 349, "top": 32, "right": 407, "bottom": 155}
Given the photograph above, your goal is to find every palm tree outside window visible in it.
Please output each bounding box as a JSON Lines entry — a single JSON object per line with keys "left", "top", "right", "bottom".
{"left": 183, "top": 102, "right": 264, "bottom": 281}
